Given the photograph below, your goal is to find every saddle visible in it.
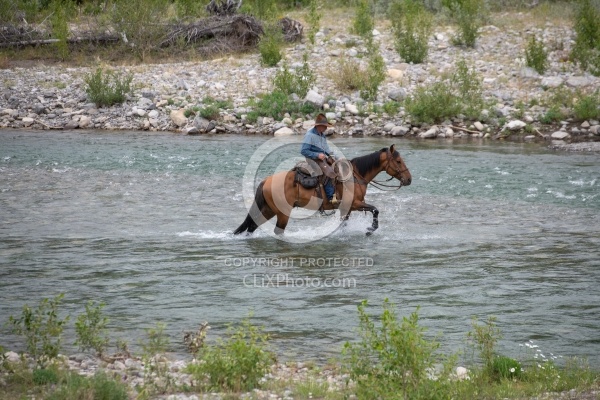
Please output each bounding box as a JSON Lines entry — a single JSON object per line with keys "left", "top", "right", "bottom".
{"left": 292, "top": 159, "right": 354, "bottom": 208}
{"left": 292, "top": 161, "right": 319, "bottom": 189}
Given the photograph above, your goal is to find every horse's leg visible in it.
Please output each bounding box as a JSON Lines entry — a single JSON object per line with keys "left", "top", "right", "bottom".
{"left": 355, "top": 203, "right": 379, "bottom": 236}
{"left": 274, "top": 212, "right": 290, "bottom": 235}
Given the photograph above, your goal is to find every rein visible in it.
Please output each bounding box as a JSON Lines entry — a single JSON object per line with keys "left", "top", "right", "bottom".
{"left": 359, "top": 149, "right": 408, "bottom": 191}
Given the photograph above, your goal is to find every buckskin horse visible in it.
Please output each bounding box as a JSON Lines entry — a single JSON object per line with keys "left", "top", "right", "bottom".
{"left": 233, "top": 144, "right": 411, "bottom": 236}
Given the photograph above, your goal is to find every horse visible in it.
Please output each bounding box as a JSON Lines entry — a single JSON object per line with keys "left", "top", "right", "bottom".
{"left": 233, "top": 144, "right": 411, "bottom": 236}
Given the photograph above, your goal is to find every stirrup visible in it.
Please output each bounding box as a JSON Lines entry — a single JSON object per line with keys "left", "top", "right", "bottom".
{"left": 330, "top": 195, "right": 339, "bottom": 206}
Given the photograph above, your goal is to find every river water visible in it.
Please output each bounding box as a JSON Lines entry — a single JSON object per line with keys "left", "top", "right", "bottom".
{"left": 1, "top": 130, "right": 598, "bottom": 365}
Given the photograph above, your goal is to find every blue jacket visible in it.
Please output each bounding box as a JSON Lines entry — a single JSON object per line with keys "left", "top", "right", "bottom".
{"left": 300, "top": 127, "right": 333, "bottom": 160}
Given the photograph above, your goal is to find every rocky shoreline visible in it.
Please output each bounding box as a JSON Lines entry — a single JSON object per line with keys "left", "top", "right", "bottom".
{"left": 2, "top": 11, "right": 600, "bottom": 154}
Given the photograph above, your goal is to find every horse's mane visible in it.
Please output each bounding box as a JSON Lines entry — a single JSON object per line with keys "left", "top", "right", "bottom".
{"left": 351, "top": 147, "right": 399, "bottom": 177}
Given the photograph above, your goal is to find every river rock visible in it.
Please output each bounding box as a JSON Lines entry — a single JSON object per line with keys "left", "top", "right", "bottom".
{"left": 391, "top": 126, "right": 409, "bottom": 136}
{"left": 388, "top": 88, "right": 407, "bottom": 102}
{"left": 541, "top": 76, "right": 563, "bottom": 88}
{"left": 506, "top": 120, "right": 526, "bottom": 131}
{"left": 474, "top": 121, "right": 484, "bottom": 131}
{"left": 64, "top": 120, "right": 79, "bottom": 129}
{"left": 22, "top": 117, "right": 34, "bottom": 126}
{"left": 387, "top": 69, "right": 404, "bottom": 80}
{"left": 551, "top": 131, "right": 570, "bottom": 139}
{"left": 345, "top": 104, "right": 359, "bottom": 115}
{"left": 79, "top": 116, "right": 92, "bottom": 128}
{"left": 4, "top": 351, "right": 20, "bottom": 362}
{"left": 304, "top": 90, "right": 324, "bottom": 107}
{"left": 590, "top": 125, "right": 600, "bottom": 135}
{"left": 274, "top": 127, "right": 294, "bottom": 136}
{"left": 566, "top": 76, "right": 592, "bottom": 87}
{"left": 419, "top": 127, "right": 438, "bottom": 139}
{"left": 170, "top": 109, "right": 188, "bottom": 127}
{"left": 185, "top": 126, "right": 199, "bottom": 134}
{"left": 193, "top": 117, "right": 214, "bottom": 132}
{"left": 383, "top": 122, "right": 395, "bottom": 132}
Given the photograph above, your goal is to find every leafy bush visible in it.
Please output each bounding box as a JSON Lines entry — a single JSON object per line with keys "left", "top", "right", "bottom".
{"left": 361, "top": 44, "right": 387, "bottom": 100}
{"left": 492, "top": 355, "right": 522, "bottom": 380}
{"left": 306, "top": 0, "right": 321, "bottom": 46}
{"left": 571, "top": 0, "right": 600, "bottom": 75}
{"left": 467, "top": 316, "right": 501, "bottom": 374}
{"left": 259, "top": 25, "right": 283, "bottom": 67}
{"left": 404, "top": 59, "right": 484, "bottom": 123}
{"left": 540, "top": 105, "right": 564, "bottom": 124}
{"left": 343, "top": 300, "right": 454, "bottom": 399}
{"left": 247, "top": 91, "right": 318, "bottom": 121}
{"left": 352, "top": 0, "right": 374, "bottom": 39}
{"left": 139, "top": 322, "right": 173, "bottom": 395}
{"left": 186, "top": 318, "right": 274, "bottom": 392}
{"left": 383, "top": 100, "right": 401, "bottom": 115}
{"left": 389, "top": 0, "right": 433, "bottom": 64}
{"left": 442, "top": 0, "right": 485, "bottom": 47}
{"left": 49, "top": 0, "right": 74, "bottom": 60}
{"left": 32, "top": 368, "right": 59, "bottom": 385}
{"left": 329, "top": 57, "right": 369, "bottom": 92}
{"left": 273, "top": 55, "right": 316, "bottom": 98}
{"left": 74, "top": 300, "right": 109, "bottom": 357}
{"left": 241, "top": 0, "right": 278, "bottom": 20}
{"left": 8, "top": 293, "right": 69, "bottom": 367}
{"left": 573, "top": 90, "right": 600, "bottom": 120}
{"left": 46, "top": 372, "right": 129, "bottom": 400}
{"left": 84, "top": 68, "right": 133, "bottom": 107}
{"left": 525, "top": 36, "right": 549, "bottom": 75}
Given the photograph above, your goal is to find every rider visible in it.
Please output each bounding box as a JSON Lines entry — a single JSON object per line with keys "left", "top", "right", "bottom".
{"left": 300, "top": 113, "right": 338, "bottom": 205}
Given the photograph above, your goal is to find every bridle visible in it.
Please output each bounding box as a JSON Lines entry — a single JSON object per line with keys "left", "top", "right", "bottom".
{"left": 369, "top": 150, "right": 409, "bottom": 191}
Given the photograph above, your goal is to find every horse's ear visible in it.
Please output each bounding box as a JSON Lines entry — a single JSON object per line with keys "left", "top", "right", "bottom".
{"left": 390, "top": 144, "right": 395, "bottom": 154}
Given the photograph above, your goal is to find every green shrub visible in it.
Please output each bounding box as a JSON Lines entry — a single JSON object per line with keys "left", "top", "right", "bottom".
{"left": 492, "top": 355, "right": 522, "bottom": 380}
{"left": 467, "top": 316, "right": 501, "bottom": 375}
{"left": 241, "top": 0, "right": 278, "bottom": 20}
{"left": 574, "top": 90, "right": 600, "bottom": 120}
{"left": 32, "top": 367, "right": 59, "bottom": 385}
{"left": 248, "top": 91, "right": 318, "bottom": 121}
{"left": 203, "top": 96, "right": 233, "bottom": 109}
{"left": 74, "top": 300, "right": 109, "bottom": 357}
{"left": 404, "top": 59, "right": 484, "bottom": 123}
{"left": 352, "top": 0, "right": 374, "bottom": 39}
{"left": 540, "top": 105, "right": 564, "bottom": 124}
{"left": 259, "top": 25, "right": 283, "bottom": 67}
{"left": 8, "top": 293, "right": 69, "bottom": 367}
{"left": 49, "top": 0, "right": 74, "bottom": 61}
{"left": 525, "top": 36, "right": 549, "bottom": 75}
{"left": 199, "top": 105, "right": 221, "bottom": 120}
{"left": 139, "top": 322, "right": 173, "bottom": 395}
{"left": 343, "top": 300, "right": 454, "bottom": 399}
{"left": 306, "top": 0, "right": 321, "bottom": 46}
{"left": 443, "top": 0, "right": 485, "bottom": 47}
{"left": 383, "top": 100, "right": 401, "bottom": 115}
{"left": 329, "top": 57, "right": 368, "bottom": 92}
{"left": 186, "top": 318, "right": 274, "bottom": 392}
{"left": 571, "top": 0, "right": 600, "bottom": 75}
{"left": 361, "top": 44, "right": 386, "bottom": 100}
{"left": 46, "top": 372, "right": 129, "bottom": 400}
{"left": 273, "top": 55, "right": 316, "bottom": 98}
{"left": 111, "top": 0, "right": 169, "bottom": 61}
{"left": 389, "top": 0, "right": 433, "bottom": 64}
{"left": 84, "top": 68, "right": 133, "bottom": 107}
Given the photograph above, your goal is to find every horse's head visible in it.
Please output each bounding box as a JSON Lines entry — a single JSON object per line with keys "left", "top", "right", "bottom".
{"left": 384, "top": 144, "right": 411, "bottom": 186}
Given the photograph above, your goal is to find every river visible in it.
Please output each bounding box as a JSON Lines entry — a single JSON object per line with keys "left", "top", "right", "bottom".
{"left": 0, "top": 130, "right": 598, "bottom": 365}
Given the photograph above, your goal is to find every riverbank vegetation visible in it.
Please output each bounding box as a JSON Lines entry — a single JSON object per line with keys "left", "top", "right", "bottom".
{"left": 1, "top": 294, "right": 598, "bottom": 399}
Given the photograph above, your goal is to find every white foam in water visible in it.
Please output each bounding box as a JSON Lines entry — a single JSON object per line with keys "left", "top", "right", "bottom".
{"left": 546, "top": 189, "right": 576, "bottom": 200}
{"left": 569, "top": 178, "right": 596, "bottom": 187}
{"left": 177, "top": 230, "right": 236, "bottom": 240}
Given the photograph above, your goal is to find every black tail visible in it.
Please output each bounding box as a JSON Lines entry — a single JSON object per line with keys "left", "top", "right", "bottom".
{"left": 233, "top": 181, "right": 267, "bottom": 235}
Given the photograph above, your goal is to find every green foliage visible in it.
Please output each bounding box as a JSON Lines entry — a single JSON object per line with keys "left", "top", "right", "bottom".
{"left": 540, "top": 105, "right": 564, "bottom": 124}
{"left": 49, "top": 0, "right": 74, "bottom": 60}
{"left": 329, "top": 57, "right": 369, "bottom": 92}
{"left": 352, "top": 0, "right": 374, "bottom": 39}
{"left": 571, "top": 0, "right": 600, "bottom": 75}
{"left": 32, "top": 368, "right": 60, "bottom": 385}
{"left": 186, "top": 318, "right": 274, "bottom": 392}
{"left": 74, "top": 300, "right": 109, "bottom": 357}
{"left": 361, "top": 44, "right": 386, "bottom": 100}
{"left": 343, "top": 299, "right": 454, "bottom": 399}
{"left": 383, "top": 100, "right": 401, "bottom": 115}
{"left": 574, "top": 90, "right": 600, "bottom": 120}
{"left": 111, "top": 0, "right": 169, "bottom": 61}
{"left": 467, "top": 316, "right": 501, "bottom": 374}
{"left": 492, "top": 355, "right": 522, "bottom": 380}
{"left": 175, "top": 0, "right": 206, "bottom": 19}
{"left": 139, "top": 322, "right": 173, "bottom": 395}
{"left": 84, "top": 68, "right": 133, "bottom": 107}
{"left": 389, "top": 0, "right": 433, "bottom": 64}
{"left": 202, "top": 96, "right": 233, "bottom": 109}
{"left": 273, "top": 55, "right": 316, "bottom": 97}
{"left": 404, "top": 59, "right": 484, "bottom": 123}
{"left": 8, "top": 293, "right": 69, "bottom": 367}
{"left": 442, "top": 0, "right": 485, "bottom": 47}
{"left": 46, "top": 372, "right": 129, "bottom": 400}
{"left": 248, "top": 91, "right": 318, "bottom": 121}
{"left": 241, "top": 0, "right": 278, "bottom": 20}
{"left": 306, "top": 0, "right": 322, "bottom": 46}
{"left": 525, "top": 36, "right": 549, "bottom": 75}
{"left": 259, "top": 25, "right": 283, "bottom": 67}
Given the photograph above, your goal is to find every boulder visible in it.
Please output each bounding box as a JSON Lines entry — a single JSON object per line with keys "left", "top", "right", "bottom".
{"left": 388, "top": 88, "right": 407, "bottom": 102}
{"left": 506, "top": 120, "right": 526, "bottom": 131}
{"left": 79, "top": 116, "right": 92, "bottom": 128}
{"left": 170, "top": 109, "right": 188, "bottom": 127}
{"left": 566, "top": 76, "right": 592, "bottom": 87}
{"left": 391, "top": 126, "right": 409, "bottom": 136}
{"left": 551, "top": 131, "right": 570, "bottom": 139}
{"left": 274, "top": 127, "right": 295, "bottom": 136}
{"left": 387, "top": 69, "right": 404, "bottom": 80}
{"left": 419, "top": 127, "right": 438, "bottom": 139}
{"left": 304, "top": 90, "right": 324, "bottom": 107}
{"left": 473, "top": 121, "right": 484, "bottom": 131}
{"left": 345, "top": 103, "right": 359, "bottom": 115}
{"left": 541, "top": 76, "right": 563, "bottom": 88}
{"left": 193, "top": 116, "right": 215, "bottom": 132}
{"left": 185, "top": 126, "right": 199, "bottom": 134}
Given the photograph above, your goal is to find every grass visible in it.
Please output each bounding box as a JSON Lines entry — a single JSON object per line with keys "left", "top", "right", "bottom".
{"left": 246, "top": 91, "right": 319, "bottom": 122}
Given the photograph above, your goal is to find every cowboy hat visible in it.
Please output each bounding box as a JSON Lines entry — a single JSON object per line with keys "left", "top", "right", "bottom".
{"left": 314, "top": 113, "right": 333, "bottom": 128}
